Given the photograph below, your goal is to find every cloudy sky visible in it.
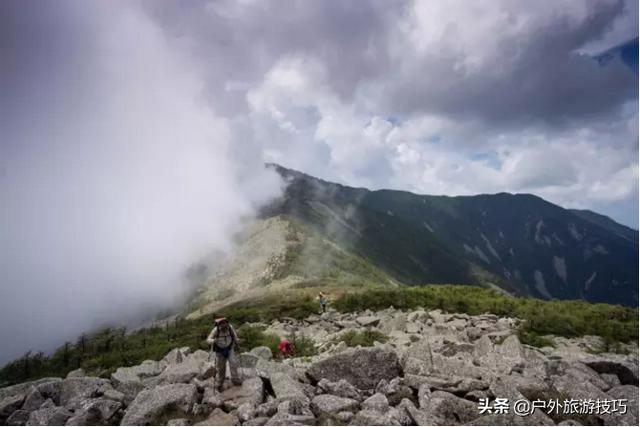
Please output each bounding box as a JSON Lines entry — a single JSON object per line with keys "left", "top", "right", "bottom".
{"left": 0, "top": 0, "right": 637, "bottom": 362}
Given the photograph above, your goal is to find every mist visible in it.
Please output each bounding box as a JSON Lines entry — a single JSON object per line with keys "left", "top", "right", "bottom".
{"left": 0, "top": 2, "right": 281, "bottom": 364}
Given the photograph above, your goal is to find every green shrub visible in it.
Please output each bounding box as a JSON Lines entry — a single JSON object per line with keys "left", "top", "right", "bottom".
{"left": 335, "top": 330, "right": 388, "bottom": 347}
{"left": 289, "top": 334, "right": 317, "bottom": 357}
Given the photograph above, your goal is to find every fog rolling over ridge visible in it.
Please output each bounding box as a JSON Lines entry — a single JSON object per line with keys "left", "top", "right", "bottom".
{"left": 0, "top": 2, "right": 282, "bottom": 364}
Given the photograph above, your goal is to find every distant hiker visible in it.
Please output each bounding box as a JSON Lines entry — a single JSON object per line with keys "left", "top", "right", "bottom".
{"left": 278, "top": 337, "right": 294, "bottom": 358}
{"left": 207, "top": 317, "right": 241, "bottom": 392}
{"left": 318, "top": 292, "right": 327, "bottom": 313}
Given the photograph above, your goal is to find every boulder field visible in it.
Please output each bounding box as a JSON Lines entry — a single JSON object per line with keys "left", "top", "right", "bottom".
{"left": 0, "top": 307, "right": 637, "bottom": 425}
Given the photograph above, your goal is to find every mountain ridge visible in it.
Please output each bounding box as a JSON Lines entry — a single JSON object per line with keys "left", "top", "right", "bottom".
{"left": 257, "top": 164, "right": 638, "bottom": 306}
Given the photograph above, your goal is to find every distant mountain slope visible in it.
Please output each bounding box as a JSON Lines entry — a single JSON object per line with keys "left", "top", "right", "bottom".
{"left": 261, "top": 164, "right": 638, "bottom": 306}
{"left": 569, "top": 209, "right": 638, "bottom": 244}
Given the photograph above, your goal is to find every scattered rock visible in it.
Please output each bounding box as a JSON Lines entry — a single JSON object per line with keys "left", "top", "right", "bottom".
{"left": 250, "top": 347, "right": 273, "bottom": 361}
{"left": 120, "top": 383, "right": 197, "bottom": 425}
{"left": 361, "top": 393, "right": 389, "bottom": 413}
{"left": 66, "top": 369, "right": 86, "bottom": 378}
{"left": 195, "top": 408, "right": 239, "bottom": 426}
{"left": 317, "top": 379, "right": 361, "bottom": 401}
{"left": 306, "top": 347, "right": 401, "bottom": 389}
{"left": 310, "top": 394, "right": 359, "bottom": 418}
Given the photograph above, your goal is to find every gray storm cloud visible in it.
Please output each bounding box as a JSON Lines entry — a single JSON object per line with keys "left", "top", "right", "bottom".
{"left": 0, "top": 2, "right": 281, "bottom": 363}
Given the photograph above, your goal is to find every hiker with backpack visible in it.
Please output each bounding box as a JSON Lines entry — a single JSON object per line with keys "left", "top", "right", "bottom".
{"left": 206, "top": 317, "right": 242, "bottom": 392}
{"left": 318, "top": 292, "right": 327, "bottom": 313}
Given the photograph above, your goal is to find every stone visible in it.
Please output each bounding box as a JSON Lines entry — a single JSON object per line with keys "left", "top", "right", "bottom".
{"left": 361, "top": 393, "right": 389, "bottom": 413}
{"left": 21, "top": 389, "right": 45, "bottom": 411}
{"left": 306, "top": 347, "right": 401, "bottom": 390}
{"left": 0, "top": 378, "right": 61, "bottom": 402}
{"left": 422, "top": 391, "right": 477, "bottom": 424}
{"left": 120, "top": 383, "right": 197, "bottom": 425}
{"left": 58, "top": 377, "right": 112, "bottom": 406}
{"left": 356, "top": 316, "right": 380, "bottom": 327}
{"left": 26, "top": 404, "right": 73, "bottom": 426}
{"left": 317, "top": 379, "right": 360, "bottom": 401}
{"left": 195, "top": 408, "right": 239, "bottom": 426}
{"left": 6, "top": 409, "right": 29, "bottom": 426}
{"left": 167, "top": 418, "right": 191, "bottom": 426}
{"left": 397, "top": 398, "right": 443, "bottom": 426}
{"left": 155, "top": 357, "right": 203, "bottom": 385}
{"left": 417, "top": 383, "right": 431, "bottom": 409}
{"left": 600, "top": 373, "right": 621, "bottom": 390}
{"left": 130, "top": 360, "right": 163, "bottom": 378}
{"left": 400, "top": 340, "right": 434, "bottom": 376}
{"left": 237, "top": 402, "right": 256, "bottom": 423}
{"left": 66, "top": 398, "right": 122, "bottom": 425}
{"left": 350, "top": 410, "right": 398, "bottom": 426}
{"left": 239, "top": 353, "right": 260, "bottom": 369}
{"left": 255, "top": 401, "right": 278, "bottom": 418}
{"left": 311, "top": 394, "right": 359, "bottom": 418}
{"left": 162, "top": 348, "right": 189, "bottom": 366}
{"left": 404, "top": 374, "right": 489, "bottom": 395}
{"left": 111, "top": 367, "right": 145, "bottom": 404}
{"left": 380, "top": 313, "right": 407, "bottom": 334}
{"left": 335, "top": 411, "right": 354, "bottom": 423}
{"left": 221, "top": 377, "right": 264, "bottom": 410}
{"left": 607, "top": 384, "right": 639, "bottom": 426}
{"left": 66, "top": 368, "right": 86, "bottom": 378}
{"left": 202, "top": 388, "right": 224, "bottom": 409}
{"left": 250, "top": 347, "right": 273, "bottom": 361}
{"left": 386, "top": 378, "right": 414, "bottom": 406}
{"left": 0, "top": 394, "right": 25, "bottom": 421}
{"left": 255, "top": 359, "right": 297, "bottom": 381}
{"left": 264, "top": 412, "right": 316, "bottom": 426}
{"left": 244, "top": 416, "right": 269, "bottom": 425}
{"left": 584, "top": 358, "right": 639, "bottom": 386}
{"left": 270, "top": 372, "right": 307, "bottom": 404}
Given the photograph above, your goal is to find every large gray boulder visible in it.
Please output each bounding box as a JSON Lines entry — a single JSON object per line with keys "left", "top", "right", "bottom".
{"left": 422, "top": 390, "right": 477, "bottom": 424}
{"left": 111, "top": 367, "right": 145, "bottom": 404}
{"left": 361, "top": 393, "right": 389, "bottom": 413}
{"left": 607, "top": 385, "right": 639, "bottom": 426}
{"left": 584, "top": 358, "right": 639, "bottom": 386}
{"left": 311, "top": 394, "right": 359, "bottom": 418}
{"left": 0, "top": 378, "right": 61, "bottom": 402}
{"left": 317, "top": 379, "right": 361, "bottom": 401}
{"left": 0, "top": 394, "right": 25, "bottom": 421}
{"left": 220, "top": 377, "right": 264, "bottom": 410}
{"left": 306, "top": 347, "right": 401, "bottom": 390}
{"left": 250, "top": 347, "right": 273, "bottom": 361}
{"left": 350, "top": 409, "right": 399, "bottom": 426}
{"left": 58, "top": 377, "right": 112, "bottom": 406}
{"left": 120, "top": 383, "right": 197, "bottom": 425}
{"left": 195, "top": 408, "right": 238, "bottom": 426}
{"left": 66, "top": 398, "right": 122, "bottom": 425}
{"left": 270, "top": 372, "right": 308, "bottom": 404}
{"left": 26, "top": 400, "right": 73, "bottom": 426}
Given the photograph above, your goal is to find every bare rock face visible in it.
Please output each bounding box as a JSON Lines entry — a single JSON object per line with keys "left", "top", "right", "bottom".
{"left": 306, "top": 347, "right": 401, "bottom": 389}
{"left": 120, "top": 383, "right": 197, "bottom": 425}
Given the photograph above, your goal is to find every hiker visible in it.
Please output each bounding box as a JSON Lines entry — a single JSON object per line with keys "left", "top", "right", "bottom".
{"left": 318, "top": 292, "right": 327, "bottom": 313}
{"left": 278, "top": 337, "right": 294, "bottom": 359}
{"left": 206, "top": 317, "right": 241, "bottom": 392}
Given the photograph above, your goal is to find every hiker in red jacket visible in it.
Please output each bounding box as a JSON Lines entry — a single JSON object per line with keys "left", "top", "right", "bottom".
{"left": 278, "top": 337, "right": 294, "bottom": 358}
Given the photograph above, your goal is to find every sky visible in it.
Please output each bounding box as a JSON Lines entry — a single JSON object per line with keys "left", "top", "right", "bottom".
{"left": 0, "top": 0, "right": 638, "bottom": 363}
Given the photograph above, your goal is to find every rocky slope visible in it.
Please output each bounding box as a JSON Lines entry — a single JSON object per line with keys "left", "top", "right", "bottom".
{"left": 260, "top": 164, "right": 638, "bottom": 306}
{"left": 1, "top": 307, "right": 637, "bottom": 426}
